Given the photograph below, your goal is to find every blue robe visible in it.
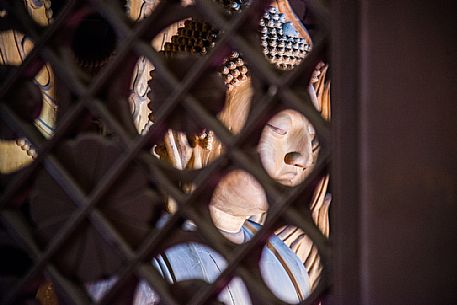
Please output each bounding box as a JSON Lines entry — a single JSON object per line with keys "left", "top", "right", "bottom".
{"left": 88, "top": 221, "right": 310, "bottom": 305}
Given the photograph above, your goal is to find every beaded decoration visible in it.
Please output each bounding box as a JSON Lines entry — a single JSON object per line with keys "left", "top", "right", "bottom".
{"left": 16, "top": 138, "right": 37, "bottom": 159}
{"left": 161, "top": 19, "right": 249, "bottom": 90}
{"left": 260, "top": 6, "right": 311, "bottom": 70}
{"left": 162, "top": 20, "right": 219, "bottom": 56}
{"left": 212, "top": 0, "right": 250, "bottom": 14}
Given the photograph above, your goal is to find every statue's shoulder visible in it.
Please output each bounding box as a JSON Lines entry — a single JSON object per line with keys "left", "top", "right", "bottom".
{"left": 243, "top": 220, "right": 311, "bottom": 301}
{"left": 244, "top": 219, "right": 287, "bottom": 244}
{"left": 244, "top": 219, "right": 262, "bottom": 231}
{"left": 243, "top": 220, "right": 307, "bottom": 267}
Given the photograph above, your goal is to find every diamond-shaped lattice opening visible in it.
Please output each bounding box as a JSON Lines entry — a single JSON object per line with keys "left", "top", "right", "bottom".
{"left": 48, "top": 219, "right": 125, "bottom": 282}
{"left": 0, "top": 29, "right": 51, "bottom": 171}
{"left": 70, "top": 12, "right": 118, "bottom": 76}
{"left": 86, "top": 275, "right": 163, "bottom": 304}
{"left": 155, "top": 242, "right": 253, "bottom": 305}
{"left": 259, "top": 109, "right": 319, "bottom": 187}
{"left": 255, "top": 227, "right": 311, "bottom": 304}
{"left": 260, "top": 227, "right": 327, "bottom": 303}
{"left": 210, "top": 170, "right": 269, "bottom": 243}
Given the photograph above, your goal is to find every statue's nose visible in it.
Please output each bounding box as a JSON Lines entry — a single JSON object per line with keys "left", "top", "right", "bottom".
{"left": 284, "top": 152, "right": 310, "bottom": 169}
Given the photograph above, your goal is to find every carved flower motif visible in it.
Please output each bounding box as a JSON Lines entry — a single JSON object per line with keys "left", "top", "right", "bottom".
{"left": 30, "top": 135, "right": 158, "bottom": 282}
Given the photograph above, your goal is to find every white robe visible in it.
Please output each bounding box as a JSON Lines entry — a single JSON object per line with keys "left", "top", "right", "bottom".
{"left": 88, "top": 221, "right": 310, "bottom": 305}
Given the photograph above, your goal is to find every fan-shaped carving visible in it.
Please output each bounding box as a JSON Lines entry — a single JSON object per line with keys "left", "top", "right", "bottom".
{"left": 30, "top": 135, "right": 157, "bottom": 282}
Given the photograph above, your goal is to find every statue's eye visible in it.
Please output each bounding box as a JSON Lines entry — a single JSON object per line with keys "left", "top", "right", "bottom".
{"left": 267, "top": 124, "right": 287, "bottom": 135}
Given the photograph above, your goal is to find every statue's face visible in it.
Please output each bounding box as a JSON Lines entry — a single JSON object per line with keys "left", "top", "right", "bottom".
{"left": 259, "top": 109, "right": 315, "bottom": 187}
{"left": 211, "top": 109, "right": 316, "bottom": 218}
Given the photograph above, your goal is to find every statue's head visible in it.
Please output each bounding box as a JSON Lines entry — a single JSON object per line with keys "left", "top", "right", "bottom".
{"left": 211, "top": 170, "right": 268, "bottom": 217}
{"left": 259, "top": 109, "right": 315, "bottom": 187}
{"left": 218, "top": 83, "right": 316, "bottom": 188}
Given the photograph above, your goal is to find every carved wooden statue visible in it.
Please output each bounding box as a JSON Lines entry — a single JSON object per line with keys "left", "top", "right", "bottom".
{"left": 139, "top": 0, "right": 331, "bottom": 292}
{"left": 137, "top": 1, "right": 331, "bottom": 290}
{"left": 0, "top": 0, "right": 331, "bottom": 303}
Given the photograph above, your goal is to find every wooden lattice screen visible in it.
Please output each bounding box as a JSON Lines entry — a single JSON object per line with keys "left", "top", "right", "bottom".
{"left": 0, "top": 1, "right": 331, "bottom": 305}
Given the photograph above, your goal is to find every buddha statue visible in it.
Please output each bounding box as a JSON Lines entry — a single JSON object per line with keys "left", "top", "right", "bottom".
{"left": 209, "top": 108, "right": 317, "bottom": 238}
{"left": 0, "top": 1, "right": 329, "bottom": 304}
